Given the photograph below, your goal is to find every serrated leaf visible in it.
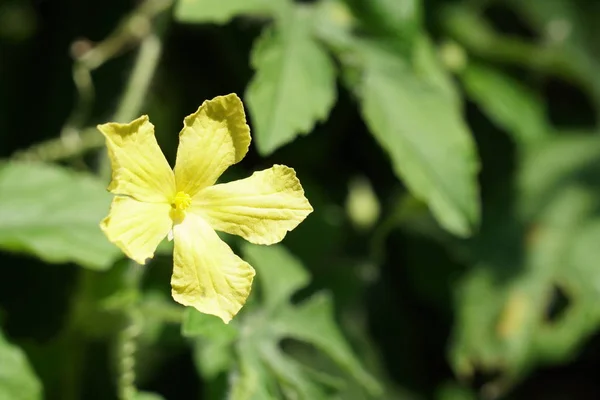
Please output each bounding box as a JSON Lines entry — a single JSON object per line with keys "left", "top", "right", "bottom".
{"left": 242, "top": 243, "right": 310, "bottom": 310}
{"left": 0, "top": 161, "right": 120, "bottom": 269}
{"left": 241, "top": 244, "right": 381, "bottom": 398}
{"left": 182, "top": 308, "right": 238, "bottom": 339}
{"left": 461, "top": 62, "right": 548, "bottom": 147}
{"left": 183, "top": 308, "right": 239, "bottom": 378}
{"left": 230, "top": 344, "right": 279, "bottom": 400}
{"left": 260, "top": 343, "right": 330, "bottom": 400}
{"left": 348, "top": 42, "right": 480, "bottom": 236}
{"left": 174, "top": 0, "right": 279, "bottom": 24}
{"left": 274, "top": 293, "right": 381, "bottom": 395}
{"left": 186, "top": 244, "right": 380, "bottom": 397}
{"left": 192, "top": 336, "right": 236, "bottom": 379}
{"left": 0, "top": 329, "right": 42, "bottom": 400}
{"left": 246, "top": 6, "right": 337, "bottom": 155}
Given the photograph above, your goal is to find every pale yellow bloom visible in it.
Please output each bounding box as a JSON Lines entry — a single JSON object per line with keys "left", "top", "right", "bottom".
{"left": 98, "top": 94, "right": 313, "bottom": 323}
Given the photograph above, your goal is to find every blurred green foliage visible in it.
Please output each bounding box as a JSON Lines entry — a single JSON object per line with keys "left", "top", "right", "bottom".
{"left": 3, "top": 0, "right": 600, "bottom": 399}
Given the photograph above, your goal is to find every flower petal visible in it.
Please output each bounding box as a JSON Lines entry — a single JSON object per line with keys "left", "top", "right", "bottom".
{"left": 174, "top": 94, "right": 251, "bottom": 197}
{"left": 98, "top": 115, "right": 175, "bottom": 202}
{"left": 192, "top": 165, "right": 313, "bottom": 245}
{"left": 171, "top": 214, "right": 255, "bottom": 323}
{"left": 100, "top": 196, "right": 172, "bottom": 264}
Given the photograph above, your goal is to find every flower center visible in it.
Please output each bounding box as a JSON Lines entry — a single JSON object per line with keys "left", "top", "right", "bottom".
{"left": 170, "top": 191, "right": 191, "bottom": 224}
{"left": 172, "top": 191, "right": 192, "bottom": 211}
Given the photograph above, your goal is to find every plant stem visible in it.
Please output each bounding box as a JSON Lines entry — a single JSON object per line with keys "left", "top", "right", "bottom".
{"left": 442, "top": 6, "right": 600, "bottom": 110}
{"left": 115, "top": 35, "right": 163, "bottom": 123}
{"left": 99, "top": 33, "right": 164, "bottom": 180}
{"left": 117, "top": 262, "right": 145, "bottom": 400}
{"left": 12, "top": 0, "right": 171, "bottom": 163}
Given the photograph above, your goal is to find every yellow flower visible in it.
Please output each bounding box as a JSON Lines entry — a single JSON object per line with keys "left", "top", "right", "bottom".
{"left": 98, "top": 94, "right": 313, "bottom": 323}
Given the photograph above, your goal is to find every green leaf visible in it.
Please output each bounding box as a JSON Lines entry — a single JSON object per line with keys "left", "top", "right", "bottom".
{"left": 274, "top": 293, "right": 381, "bottom": 395}
{"left": 135, "top": 392, "right": 165, "bottom": 400}
{"left": 443, "top": 3, "right": 600, "bottom": 109}
{"left": 182, "top": 307, "right": 238, "bottom": 338}
{"left": 230, "top": 344, "right": 279, "bottom": 400}
{"left": 259, "top": 343, "right": 331, "bottom": 400}
{"left": 461, "top": 62, "right": 548, "bottom": 147}
{"left": 188, "top": 244, "right": 381, "bottom": 398}
{"left": 0, "top": 329, "right": 42, "bottom": 400}
{"left": 451, "top": 159, "right": 600, "bottom": 391}
{"left": 174, "top": 0, "right": 280, "bottom": 24}
{"left": 465, "top": 188, "right": 594, "bottom": 371}
{"left": 246, "top": 6, "right": 337, "bottom": 155}
{"left": 155, "top": 237, "right": 174, "bottom": 255}
{"left": 312, "top": 0, "right": 356, "bottom": 53}
{"left": 243, "top": 244, "right": 381, "bottom": 398}
{"left": 183, "top": 308, "right": 239, "bottom": 378}
{"left": 412, "top": 36, "right": 460, "bottom": 104}
{"left": 192, "top": 336, "right": 236, "bottom": 379}
{"left": 343, "top": 0, "right": 422, "bottom": 51}
{"left": 242, "top": 243, "right": 310, "bottom": 311}
{"left": 518, "top": 134, "right": 600, "bottom": 217}
{"left": 0, "top": 161, "right": 120, "bottom": 269}
{"left": 348, "top": 42, "right": 480, "bottom": 236}
{"left": 508, "top": 0, "right": 594, "bottom": 58}
{"left": 436, "top": 382, "right": 476, "bottom": 400}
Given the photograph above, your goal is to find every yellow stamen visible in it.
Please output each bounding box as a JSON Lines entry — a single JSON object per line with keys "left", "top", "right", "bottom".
{"left": 172, "top": 191, "right": 192, "bottom": 210}
{"left": 171, "top": 191, "right": 192, "bottom": 223}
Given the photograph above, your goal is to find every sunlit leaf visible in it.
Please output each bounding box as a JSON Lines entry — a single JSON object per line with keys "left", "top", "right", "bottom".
{"left": 413, "top": 36, "right": 460, "bottom": 104}
{"left": 344, "top": 0, "right": 422, "bottom": 48}
{"left": 0, "top": 161, "right": 120, "bottom": 269}
{"left": 174, "top": 0, "right": 280, "bottom": 24}
{"left": 347, "top": 41, "right": 480, "bottom": 236}
{"left": 312, "top": 0, "right": 356, "bottom": 52}
{"left": 246, "top": 6, "right": 337, "bottom": 155}
{"left": 0, "top": 329, "right": 42, "bottom": 400}
{"left": 182, "top": 308, "right": 238, "bottom": 339}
